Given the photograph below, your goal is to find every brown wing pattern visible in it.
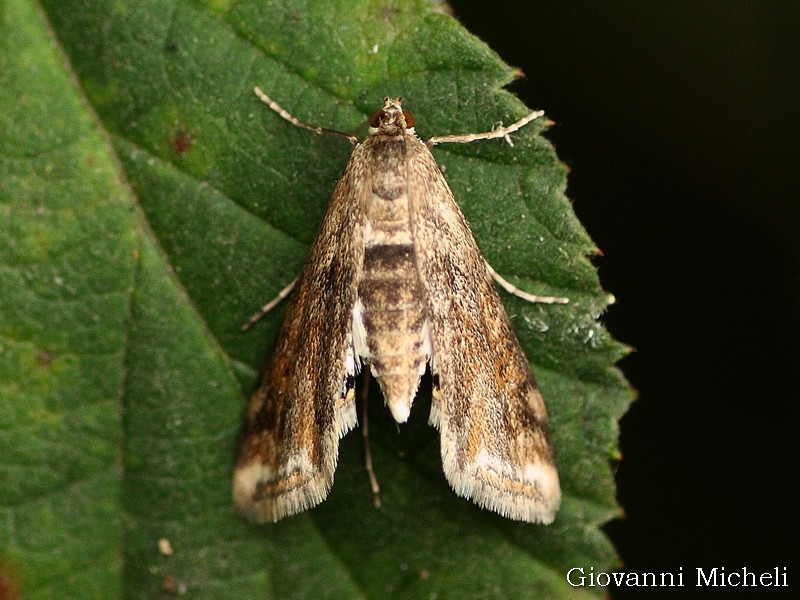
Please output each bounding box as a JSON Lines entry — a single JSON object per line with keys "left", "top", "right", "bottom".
{"left": 233, "top": 146, "right": 370, "bottom": 522}
{"left": 407, "top": 140, "right": 561, "bottom": 523}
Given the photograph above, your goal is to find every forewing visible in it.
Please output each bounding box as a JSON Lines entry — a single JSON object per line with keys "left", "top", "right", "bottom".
{"left": 408, "top": 141, "right": 561, "bottom": 523}
{"left": 233, "top": 147, "right": 369, "bottom": 522}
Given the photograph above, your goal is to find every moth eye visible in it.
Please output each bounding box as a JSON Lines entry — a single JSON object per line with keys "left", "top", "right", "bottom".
{"left": 369, "top": 110, "right": 383, "bottom": 127}
{"left": 402, "top": 110, "right": 416, "bottom": 128}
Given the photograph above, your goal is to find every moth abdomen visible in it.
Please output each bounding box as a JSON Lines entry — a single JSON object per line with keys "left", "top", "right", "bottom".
{"left": 357, "top": 235, "right": 430, "bottom": 422}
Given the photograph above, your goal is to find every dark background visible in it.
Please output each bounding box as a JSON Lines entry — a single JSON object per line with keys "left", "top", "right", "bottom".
{"left": 450, "top": 2, "right": 799, "bottom": 598}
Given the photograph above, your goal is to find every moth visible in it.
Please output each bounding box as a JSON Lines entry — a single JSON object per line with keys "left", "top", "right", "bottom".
{"left": 234, "top": 88, "right": 567, "bottom": 524}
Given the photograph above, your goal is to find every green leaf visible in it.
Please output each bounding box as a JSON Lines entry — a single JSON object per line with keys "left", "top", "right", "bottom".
{"left": 0, "top": 0, "right": 632, "bottom": 598}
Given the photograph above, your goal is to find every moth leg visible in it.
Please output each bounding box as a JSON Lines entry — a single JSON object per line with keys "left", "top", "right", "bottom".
{"left": 425, "top": 109, "right": 545, "bottom": 148}
{"left": 359, "top": 374, "right": 382, "bottom": 508}
{"left": 241, "top": 277, "right": 297, "bottom": 331}
{"left": 491, "top": 120, "right": 516, "bottom": 147}
{"left": 254, "top": 87, "right": 360, "bottom": 145}
{"left": 485, "top": 262, "right": 569, "bottom": 305}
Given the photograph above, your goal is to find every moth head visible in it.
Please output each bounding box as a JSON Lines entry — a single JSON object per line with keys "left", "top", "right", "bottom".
{"left": 368, "top": 97, "right": 416, "bottom": 135}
